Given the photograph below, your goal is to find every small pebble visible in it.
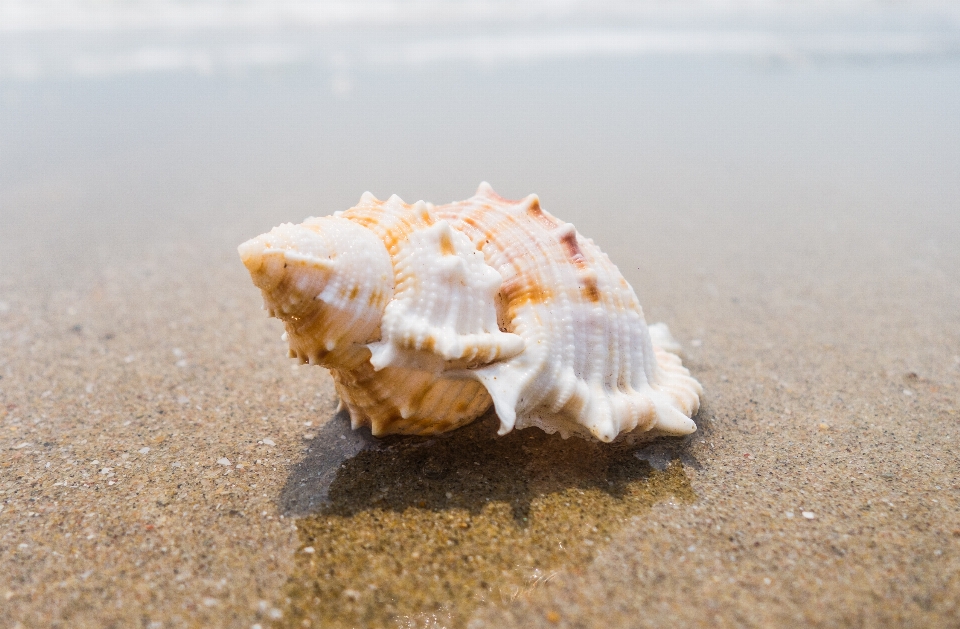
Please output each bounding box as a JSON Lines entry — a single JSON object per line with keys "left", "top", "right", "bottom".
{"left": 802, "top": 511, "right": 816, "bottom": 520}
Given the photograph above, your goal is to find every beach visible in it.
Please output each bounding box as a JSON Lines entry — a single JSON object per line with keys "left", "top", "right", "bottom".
{"left": 2, "top": 5, "right": 960, "bottom": 626}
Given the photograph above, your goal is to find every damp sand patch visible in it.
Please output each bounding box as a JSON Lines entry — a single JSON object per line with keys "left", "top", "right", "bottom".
{"left": 272, "top": 413, "right": 697, "bottom": 628}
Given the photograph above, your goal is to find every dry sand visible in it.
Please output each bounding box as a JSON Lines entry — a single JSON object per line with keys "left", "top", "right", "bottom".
{"left": 1, "top": 192, "right": 958, "bottom": 629}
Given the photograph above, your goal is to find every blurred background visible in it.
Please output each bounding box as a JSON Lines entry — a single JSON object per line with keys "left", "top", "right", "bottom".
{"left": 1, "top": 0, "right": 959, "bottom": 293}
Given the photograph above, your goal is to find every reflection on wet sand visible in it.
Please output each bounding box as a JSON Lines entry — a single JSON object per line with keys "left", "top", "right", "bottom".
{"left": 276, "top": 411, "right": 699, "bottom": 628}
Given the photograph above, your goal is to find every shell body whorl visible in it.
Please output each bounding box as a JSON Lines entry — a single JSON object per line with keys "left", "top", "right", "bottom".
{"left": 239, "top": 184, "right": 703, "bottom": 442}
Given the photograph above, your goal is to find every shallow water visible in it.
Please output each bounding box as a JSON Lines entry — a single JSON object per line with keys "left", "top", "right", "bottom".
{"left": 279, "top": 413, "right": 696, "bottom": 628}
{"left": 4, "top": 54, "right": 959, "bottom": 281}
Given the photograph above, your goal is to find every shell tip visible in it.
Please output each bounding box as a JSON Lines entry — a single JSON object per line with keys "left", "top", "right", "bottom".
{"left": 412, "top": 200, "right": 432, "bottom": 222}
{"left": 475, "top": 181, "right": 496, "bottom": 198}
{"left": 521, "top": 193, "right": 541, "bottom": 213}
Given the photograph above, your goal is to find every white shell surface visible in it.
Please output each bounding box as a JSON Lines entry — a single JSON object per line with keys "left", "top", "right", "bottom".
{"left": 239, "top": 183, "right": 703, "bottom": 441}
{"left": 368, "top": 219, "right": 524, "bottom": 372}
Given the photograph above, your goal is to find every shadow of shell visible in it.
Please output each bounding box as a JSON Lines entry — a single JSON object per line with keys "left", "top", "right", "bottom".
{"left": 275, "top": 411, "right": 703, "bottom": 628}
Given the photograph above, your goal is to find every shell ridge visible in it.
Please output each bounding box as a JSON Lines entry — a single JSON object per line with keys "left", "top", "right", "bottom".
{"left": 369, "top": 220, "right": 524, "bottom": 374}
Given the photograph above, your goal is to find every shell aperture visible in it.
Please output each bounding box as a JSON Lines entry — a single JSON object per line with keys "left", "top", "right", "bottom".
{"left": 239, "top": 184, "right": 702, "bottom": 442}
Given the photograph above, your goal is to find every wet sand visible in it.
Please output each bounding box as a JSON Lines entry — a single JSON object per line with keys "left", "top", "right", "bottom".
{"left": 1, "top": 57, "right": 959, "bottom": 628}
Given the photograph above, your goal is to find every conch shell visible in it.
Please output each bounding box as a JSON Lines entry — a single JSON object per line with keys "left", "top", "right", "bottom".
{"left": 239, "top": 183, "right": 702, "bottom": 442}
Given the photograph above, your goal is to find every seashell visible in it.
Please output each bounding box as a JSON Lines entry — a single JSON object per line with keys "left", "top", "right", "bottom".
{"left": 239, "top": 183, "right": 702, "bottom": 442}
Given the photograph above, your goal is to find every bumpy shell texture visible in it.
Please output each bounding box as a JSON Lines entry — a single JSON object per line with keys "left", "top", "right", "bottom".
{"left": 239, "top": 183, "right": 702, "bottom": 442}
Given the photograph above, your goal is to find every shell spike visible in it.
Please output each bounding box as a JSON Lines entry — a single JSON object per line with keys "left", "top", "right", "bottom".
{"left": 650, "top": 393, "right": 697, "bottom": 436}
{"left": 520, "top": 193, "right": 541, "bottom": 212}
{"left": 367, "top": 341, "right": 399, "bottom": 371}
{"left": 475, "top": 181, "right": 496, "bottom": 198}
{"left": 386, "top": 193, "right": 406, "bottom": 206}
{"left": 410, "top": 200, "right": 432, "bottom": 222}
{"left": 468, "top": 365, "right": 529, "bottom": 435}
{"left": 358, "top": 191, "right": 379, "bottom": 205}
{"left": 581, "top": 389, "right": 618, "bottom": 443}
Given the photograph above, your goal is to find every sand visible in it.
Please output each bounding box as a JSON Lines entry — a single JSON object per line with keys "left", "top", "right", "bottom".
{"left": 2, "top": 58, "right": 959, "bottom": 628}
{"left": 3, "top": 198, "right": 958, "bottom": 629}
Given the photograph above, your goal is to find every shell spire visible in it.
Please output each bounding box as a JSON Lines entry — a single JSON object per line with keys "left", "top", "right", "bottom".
{"left": 238, "top": 216, "right": 394, "bottom": 368}
{"left": 240, "top": 185, "right": 703, "bottom": 441}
